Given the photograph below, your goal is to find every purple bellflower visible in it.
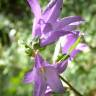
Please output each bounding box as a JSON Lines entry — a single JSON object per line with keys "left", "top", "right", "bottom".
{"left": 44, "top": 33, "right": 89, "bottom": 95}
{"left": 60, "top": 32, "right": 88, "bottom": 60}
{"left": 25, "top": 0, "right": 88, "bottom": 95}
{"left": 27, "top": 0, "right": 84, "bottom": 46}
{"left": 24, "top": 53, "right": 64, "bottom": 96}
{"left": 52, "top": 32, "right": 89, "bottom": 74}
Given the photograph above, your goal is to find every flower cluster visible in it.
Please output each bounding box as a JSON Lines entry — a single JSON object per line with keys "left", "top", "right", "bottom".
{"left": 24, "top": 0, "right": 88, "bottom": 96}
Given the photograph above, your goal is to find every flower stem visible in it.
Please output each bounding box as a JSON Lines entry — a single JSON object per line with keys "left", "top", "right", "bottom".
{"left": 59, "top": 75, "right": 83, "bottom": 96}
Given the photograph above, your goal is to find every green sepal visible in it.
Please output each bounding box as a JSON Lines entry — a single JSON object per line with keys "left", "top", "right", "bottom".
{"left": 56, "top": 53, "right": 70, "bottom": 62}
{"left": 25, "top": 48, "right": 33, "bottom": 57}
{"left": 32, "top": 36, "right": 46, "bottom": 51}
{"left": 56, "top": 54, "right": 65, "bottom": 62}
{"left": 24, "top": 43, "right": 34, "bottom": 57}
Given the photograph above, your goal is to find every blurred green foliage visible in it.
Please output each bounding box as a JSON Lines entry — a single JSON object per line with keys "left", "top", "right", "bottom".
{"left": 0, "top": 0, "right": 96, "bottom": 96}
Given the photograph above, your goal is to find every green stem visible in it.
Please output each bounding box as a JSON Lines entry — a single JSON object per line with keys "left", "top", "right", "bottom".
{"left": 59, "top": 75, "right": 83, "bottom": 96}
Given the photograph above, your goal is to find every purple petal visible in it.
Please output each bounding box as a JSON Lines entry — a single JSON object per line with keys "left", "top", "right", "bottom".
{"left": 42, "top": 0, "right": 63, "bottom": 23}
{"left": 45, "top": 92, "right": 52, "bottom": 96}
{"left": 53, "top": 60, "right": 68, "bottom": 73}
{"left": 60, "top": 32, "right": 79, "bottom": 54}
{"left": 23, "top": 68, "right": 36, "bottom": 83}
{"left": 62, "top": 20, "right": 84, "bottom": 31}
{"left": 35, "top": 53, "right": 45, "bottom": 68}
{"left": 70, "top": 20, "right": 84, "bottom": 25}
{"left": 38, "top": 0, "right": 57, "bottom": 34}
{"left": 45, "top": 86, "right": 52, "bottom": 96}
{"left": 40, "top": 30, "right": 71, "bottom": 46}
{"left": 40, "top": 0, "right": 63, "bottom": 34}
{"left": 54, "top": 16, "right": 84, "bottom": 30}
{"left": 45, "top": 66, "right": 64, "bottom": 93}
{"left": 32, "top": 18, "right": 41, "bottom": 37}
{"left": 33, "top": 69, "right": 47, "bottom": 96}
{"left": 40, "top": 21, "right": 53, "bottom": 34}
{"left": 75, "top": 43, "right": 89, "bottom": 52}
{"left": 71, "top": 43, "right": 89, "bottom": 58}
{"left": 43, "top": 0, "right": 57, "bottom": 13}
{"left": 27, "top": 0, "right": 41, "bottom": 19}
{"left": 63, "top": 25, "right": 77, "bottom": 31}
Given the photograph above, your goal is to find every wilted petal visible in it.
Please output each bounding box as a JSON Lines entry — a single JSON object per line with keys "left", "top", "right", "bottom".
{"left": 60, "top": 32, "right": 79, "bottom": 54}
{"left": 27, "top": 0, "right": 41, "bottom": 19}
{"left": 33, "top": 69, "right": 47, "bottom": 96}
{"left": 40, "top": 30, "right": 71, "bottom": 46}
{"left": 24, "top": 68, "right": 36, "bottom": 83}
{"left": 55, "top": 16, "right": 84, "bottom": 30}
{"left": 45, "top": 66, "right": 64, "bottom": 93}
{"left": 71, "top": 43, "right": 89, "bottom": 58}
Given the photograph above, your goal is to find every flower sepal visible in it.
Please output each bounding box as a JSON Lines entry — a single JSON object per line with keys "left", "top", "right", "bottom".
{"left": 24, "top": 43, "right": 34, "bottom": 57}
{"left": 56, "top": 53, "right": 70, "bottom": 62}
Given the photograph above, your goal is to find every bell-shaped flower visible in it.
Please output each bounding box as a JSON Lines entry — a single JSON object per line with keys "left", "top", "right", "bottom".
{"left": 24, "top": 53, "right": 64, "bottom": 96}
{"left": 52, "top": 31, "right": 89, "bottom": 73}
{"left": 27, "top": 0, "right": 84, "bottom": 46}
{"left": 60, "top": 32, "right": 89, "bottom": 59}
{"left": 44, "top": 33, "right": 89, "bottom": 95}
